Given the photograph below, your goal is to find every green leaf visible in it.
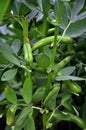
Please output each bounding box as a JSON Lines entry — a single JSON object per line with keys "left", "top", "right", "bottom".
{"left": 32, "top": 87, "right": 45, "bottom": 102}
{"left": 18, "top": 3, "right": 30, "bottom": 16}
{"left": 6, "top": 108, "right": 15, "bottom": 125}
{"left": 37, "top": 0, "right": 42, "bottom": 11}
{"left": 0, "top": 92, "right": 5, "bottom": 101}
{"left": 6, "top": 104, "right": 17, "bottom": 125}
{"left": 0, "top": 54, "right": 9, "bottom": 64}
{"left": 46, "top": 122, "right": 52, "bottom": 129}
{"left": 0, "top": 0, "right": 11, "bottom": 21}
{"left": 62, "top": 102, "right": 74, "bottom": 112}
{"left": 42, "top": 0, "right": 51, "bottom": 16}
{"left": 60, "top": 4, "right": 68, "bottom": 29}
{"left": 36, "top": 53, "right": 50, "bottom": 69}
{"left": 14, "top": 118, "right": 28, "bottom": 130}
{"left": 27, "top": 9, "right": 38, "bottom": 22}
{"left": 61, "top": 93, "right": 73, "bottom": 112}
{"left": 65, "top": 19, "right": 86, "bottom": 37}
{"left": 5, "top": 86, "right": 17, "bottom": 104}
{"left": 72, "top": 11, "right": 86, "bottom": 23}
{"left": 6, "top": 0, "right": 14, "bottom": 14}
{"left": 42, "top": 113, "right": 50, "bottom": 129}
{"left": 24, "top": 115, "right": 35, "bottom": 130}
{"left": 18, "top": 0, "right": 37, "bottom": 10}
{"left": 11, "top": 39, "right": 21, "bottom": 54}
{"left": 58, "top": 66, "right": 75, "bottom": 75}
{"left": 46, "top": 94, "right": 57, "bottom": 110}
{"left": 61, "top": 93, "right": 71, "bottom": 104}
{"left": 64, "top": 2, "right": 71, "bottom": 19}
{"left": 0, "top": 38, "right": 12, "bottom": 52}
{"left": 1, "top": 69, "right": 17, "bottom": 81}
{"left": 71, "top": 0, "right": 85, "bottom": 20}
{"left": 56, "top": 75, "right": 85, "bottom": 81}
{"left": 22, "top": 77, "right": 32, "bottom": 104}
{"left": 0, "top": 47, "right": 20, "bottom": 66}
{"left": 16, "top": 106, "right": 32, "bottom": 126}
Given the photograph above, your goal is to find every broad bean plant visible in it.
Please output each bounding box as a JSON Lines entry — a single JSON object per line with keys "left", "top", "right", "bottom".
{"left": 0, "top": 0, "right": 86, "bottom": 130}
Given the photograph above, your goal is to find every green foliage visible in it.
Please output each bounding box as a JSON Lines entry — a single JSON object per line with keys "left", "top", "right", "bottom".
{"left": 16, "top": 106, "right": 32, "bottom": 126}
{"left": 0, "top": 0, "right": 86, "bottom": 130}
{"left": 24, "top": 114, "right": 35, "bottom": 130}
{"left": 65, "top": 19, "right": 86, "bottom": 37}
{"left": 6, "top": 104, "right": 17, "bottom": 125}
{"left": 0, "top": 46, "right": 20, "bottom": 66}
{"left": 5, "top": 86, "right": 17, "bottom": 104}
{"left": 36, "top": 53, "right": 50, "bottom": 69}
{"left": 1, "top": 69, "right": 17, "bottom": 81}
{"left": 0, "top": 0, "right": 11, "bottom": 21}
{"left": 22, "top": 77, "right": 32, "bottom": 104}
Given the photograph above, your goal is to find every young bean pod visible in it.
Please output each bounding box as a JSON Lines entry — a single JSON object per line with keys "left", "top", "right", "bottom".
{"left": 71, "top": 115, "right": 86, "bottom": 129}
{"left": 44, "top": 84, "right": 60, "bottom": 104}
{"left": 32, "top": 36, "right": 73, "bottom": 51}
{"left": 23, "top": 43, "right": 33, "bottom": 64}
{"left": 65, "top": 80, "right": 81, "bottom": 93}
{"left": 52, "top": 56, "right": 71, "bottom": 81}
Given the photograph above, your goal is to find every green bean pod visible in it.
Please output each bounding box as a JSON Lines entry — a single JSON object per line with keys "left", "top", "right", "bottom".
{"left": 52, "top": 56, "right": 71, "bottom": 81}
{"left": 23, "top": 43, "right": 33, "bottom": 63}
{"left": 71, "top": 115, "right": 86, "bottom": 129}
{"left": 32, "top": 36, "right": 73, "bottom": 51}
{"left": 44, "top": 84, "right": 60, "bottom": 104}
{"left": 65, "top": 80, "right": 81, "bottom": 93}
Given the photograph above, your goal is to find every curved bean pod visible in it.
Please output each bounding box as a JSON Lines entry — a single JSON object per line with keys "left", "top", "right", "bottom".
{"left": 32, "top": 36, "right": 73, "bottom": 51}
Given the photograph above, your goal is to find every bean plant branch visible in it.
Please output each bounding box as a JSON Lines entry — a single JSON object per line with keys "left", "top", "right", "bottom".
{"left": 50, "top": 1, "right": 64, "bottom": 69}
{"left": 46, "top": 20, "right": 72, "bottom": 93}
{"left": 46, "top": 1, "right": 64, "bottom": 93}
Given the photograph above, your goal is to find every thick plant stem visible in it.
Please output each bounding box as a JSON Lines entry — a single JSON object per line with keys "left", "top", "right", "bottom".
{"left": 46, "top": 1, "right": 64, "bottom": 93}
{"left": 61, "top": 20, "right": 72, "bottom": 54}
{"left": 46, "top": 26, "right": 58, "bottom": 94}
{"left": 50, "top": 26, "right": 58, "bottom": 68}
{"left": 42, "top": 15, "right": 48, "bottom": 37}
{"left": 42, "top": 15, "right": 48, "bottom": 53}
{"left": 46, "top": 73, "right": 52, "bottom": 94}
{"left": 50, "top": 1, "right": 64, "bottom": 69}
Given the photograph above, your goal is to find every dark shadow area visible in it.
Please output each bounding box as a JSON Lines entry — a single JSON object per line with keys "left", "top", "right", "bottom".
{"left": 0, "top": 116, "right": 6, "bottom": 130}
{"left": 54, "top": 121, "right": 82, "bottom": 130}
